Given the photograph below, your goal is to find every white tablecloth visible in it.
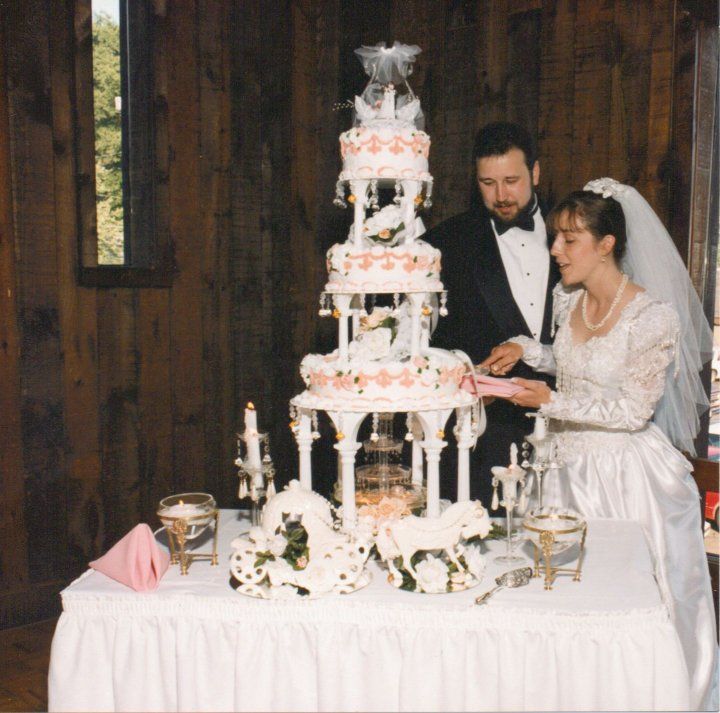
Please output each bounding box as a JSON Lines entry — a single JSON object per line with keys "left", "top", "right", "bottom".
{"left": 48, "top": 511, "right": 690, "bottom": 712}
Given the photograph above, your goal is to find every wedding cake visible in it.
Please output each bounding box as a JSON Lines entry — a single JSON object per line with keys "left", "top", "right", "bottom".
{"left": 290, "top": 43, "right": 484, "bottom": 527}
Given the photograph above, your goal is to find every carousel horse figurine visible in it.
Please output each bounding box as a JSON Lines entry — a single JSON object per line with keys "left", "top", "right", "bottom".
{"left": 376, "top": 500, "right": 490, "bottom": 578}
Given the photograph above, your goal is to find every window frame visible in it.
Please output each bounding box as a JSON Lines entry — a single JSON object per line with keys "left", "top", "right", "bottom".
{"left": 73, "top": 0, "right": 173, "bottom": 288}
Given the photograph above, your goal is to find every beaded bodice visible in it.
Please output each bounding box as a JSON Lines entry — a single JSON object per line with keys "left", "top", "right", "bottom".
{"left": 518, "top": 288, "right": 679, "bottom": 458}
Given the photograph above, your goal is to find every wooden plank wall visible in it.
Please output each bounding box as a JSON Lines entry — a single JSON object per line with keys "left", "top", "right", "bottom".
{"left": 0, "top": 0, "right": 703, "bottom": 628}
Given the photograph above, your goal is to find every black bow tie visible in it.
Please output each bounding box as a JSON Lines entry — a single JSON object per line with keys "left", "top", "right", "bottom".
{"left": 492, "top": 200, "right": 538, "bottom": 235}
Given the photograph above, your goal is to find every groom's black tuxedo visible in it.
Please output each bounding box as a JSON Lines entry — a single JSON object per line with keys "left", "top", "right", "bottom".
{"left": 426, "top": 206, "right": 560, "bottom": 503}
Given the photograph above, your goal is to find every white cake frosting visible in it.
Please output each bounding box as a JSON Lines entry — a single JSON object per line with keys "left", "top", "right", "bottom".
{"left": 339, "top": 121, "right": 432, "bottom": 184}
{"left": 325, "top": 239, "right": 443, "bottom": 294}
{"left": 295, "top": 349, "right": 474, "bottom": 413}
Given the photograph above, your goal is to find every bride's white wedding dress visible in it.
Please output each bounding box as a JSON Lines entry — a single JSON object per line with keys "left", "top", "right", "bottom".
{"left": 515, "top": 287, "right": 717, "bottom": 711}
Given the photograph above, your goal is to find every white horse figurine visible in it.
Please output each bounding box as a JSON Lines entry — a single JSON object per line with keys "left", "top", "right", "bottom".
{"left": 375, "top": 501, "right": 490, "bottom": 579}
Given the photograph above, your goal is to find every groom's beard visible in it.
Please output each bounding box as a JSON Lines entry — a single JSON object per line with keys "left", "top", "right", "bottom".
{"left": 489, "top": 191, "right": 537, "bottom": 226}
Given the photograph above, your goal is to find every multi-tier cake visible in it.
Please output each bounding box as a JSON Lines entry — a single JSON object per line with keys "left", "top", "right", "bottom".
{"left": 290, "top": 43, "right": 485, "bottom": 528}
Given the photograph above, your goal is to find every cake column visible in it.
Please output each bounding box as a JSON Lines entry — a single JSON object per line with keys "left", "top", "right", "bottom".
{"left": 415, "top": 408, "right": 453, "bottom": 517}
{"left": 327, "top": 410, "right": 365, "bottom": 530}
{"left": 350, "top": 180, "right": 369, "bottom": 248}
{"left": 410, "top": 413, "right": 425, "bottom": 487}
{"left": 454, "top": 405, "right": 474, "bottom": 501}
{"left": 400, "top": 180, "right": 420, "bottom": 243}
{"left": 406, "top": 292, "right": 425, "bottom": 357}
{"left": 295, "top": 407, "right": 313, "bottom": 490}
{"left": 333, "top": 294, "right": 353, "bottom": 361}
{"left": 420, "top": 307, "right": 431, "bottom": 349}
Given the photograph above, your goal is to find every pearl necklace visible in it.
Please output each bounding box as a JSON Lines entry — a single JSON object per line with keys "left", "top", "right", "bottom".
{"left": 581, "top": 273, "right": 629, "bottom": 332}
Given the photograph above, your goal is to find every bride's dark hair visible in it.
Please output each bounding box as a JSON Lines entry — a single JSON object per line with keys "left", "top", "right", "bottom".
{"left": 546, "top": 191, "right": 627, "bottom": 260}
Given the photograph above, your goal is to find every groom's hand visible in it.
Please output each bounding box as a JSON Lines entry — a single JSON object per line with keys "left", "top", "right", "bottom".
{"left": 480, "top": 342, "right": 523, "bottom": 375}
{"left": 507, "top": 377, "right": 552, "bottom": 408}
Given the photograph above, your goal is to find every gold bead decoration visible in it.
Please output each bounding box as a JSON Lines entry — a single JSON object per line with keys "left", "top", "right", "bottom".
{"left": 436, "top": 429, "right": 445, "bottom": 439}
{"left": 347, "top": 194, "right": 356, "bottom": 204}
{"left": 332, "top": 308, "right": 341, "bottom": 319}
{"left": 421, "top": 305, "right": 432, "bottom": 316}
{"left": 414, "top": 195, "right": 423, "bottom": 205}
{"left": 289, "top": 420, "right": 298, "bottom": 429}
{"left": 335, "top": 431, "right": 345, "bottom": 441}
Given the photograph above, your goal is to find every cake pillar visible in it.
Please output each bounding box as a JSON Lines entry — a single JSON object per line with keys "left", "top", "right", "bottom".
{"left": 454, "top": 405, "right": 474, "bottom": 502}
{"left": 415, "top": 408, "right": 453, "bottom": 517}
{"left": 295, "top": 408, "right": 313, "bottom": 490}
{"left": 406, "top": 292, "right": 424, "bottom": 357}
{"left": 420, "top": 298, "right": 432, "bottom": 349}
{"left": 410, "top": 413, "right": 425, "bottom": 486}
{"left": 333, "top": 294, "right": 353, "bottom": 361}
{"left": 350, "top": 180, "right": 368, "bottom": 248}
{"left": 337, "top": 441, "right": 361, "bottom": 529}
{"left": 400, "top": 180, "right": 420, "bottom": 243}
{"left": 327, "top": 410, "right": 365, "bottom": 530}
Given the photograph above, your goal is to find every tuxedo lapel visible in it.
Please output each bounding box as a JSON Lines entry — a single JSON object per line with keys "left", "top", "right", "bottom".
{"left": 540, "top": 260, "right": 560, "bottom": 342}
{"left": 471, "top": 218, "right": 533, "bottom": 339}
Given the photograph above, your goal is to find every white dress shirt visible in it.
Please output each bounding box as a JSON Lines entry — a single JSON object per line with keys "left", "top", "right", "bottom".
{"left": 492, "top": 210, "right": 549, "bottom": 340}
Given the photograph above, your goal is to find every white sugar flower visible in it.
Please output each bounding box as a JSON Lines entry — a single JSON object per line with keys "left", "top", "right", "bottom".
{"left": 463, "top": 545, "right": 487, "bottom": 581}
{"left": 354, "top": 515, "right": 376, "bottom": 540}
{"left": 268, "top": 534, "right": 288, "bottom": 557}
{"left": 584, "top": 177, "right": 627, "bottom": 199}
{"left": 362, "top": 205, "right": 406, "bottom": 246}
{"left": 360, "top": 306, "right": 393, "bottom": 331}
{"left": 265, "top": 557, "right": 296, "bottom": 587}
{"left": 349, "top": 327, "right": 392, "bottom": 361}
{"left": 414, "top": 554, "right": 449, "bottom": 594}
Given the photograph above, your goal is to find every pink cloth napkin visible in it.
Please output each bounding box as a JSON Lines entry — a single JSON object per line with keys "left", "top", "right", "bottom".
{"left": 461, "top": 373, "right": 524, "bottom": 399}
{"left": 90, "top": 523, "right": 170, "bottom": 591}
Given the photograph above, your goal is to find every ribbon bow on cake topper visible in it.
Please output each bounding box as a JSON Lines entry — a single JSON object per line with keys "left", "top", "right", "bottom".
{"left": 354, "top": 42, "right": 422, "bottom": 85}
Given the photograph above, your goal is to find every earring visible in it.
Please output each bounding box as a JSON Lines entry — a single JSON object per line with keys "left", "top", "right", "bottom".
{"left": 601, "top": 256, "right": 607, "bottom": 263}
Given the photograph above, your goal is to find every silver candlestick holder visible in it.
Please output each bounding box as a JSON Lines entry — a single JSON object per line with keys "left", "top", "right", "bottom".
{"left": 522, "top": 414, "right": 561, "bottom": 509}
{"left": 235, "top": 431, "right": 276, "bottom": 526}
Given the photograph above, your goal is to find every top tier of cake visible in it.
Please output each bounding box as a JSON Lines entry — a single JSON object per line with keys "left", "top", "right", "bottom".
{"left": 338, "top": 90, "right": 432, "bottom": 188}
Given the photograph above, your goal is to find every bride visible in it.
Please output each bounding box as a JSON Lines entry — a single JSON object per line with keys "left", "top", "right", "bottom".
{"left": 482, "top": 178, "right": 716, "bottom": 711}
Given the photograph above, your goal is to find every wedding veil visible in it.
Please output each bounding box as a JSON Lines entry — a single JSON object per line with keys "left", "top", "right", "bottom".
{"left": 584, "top": 178, "right": 713, "bottom": 455}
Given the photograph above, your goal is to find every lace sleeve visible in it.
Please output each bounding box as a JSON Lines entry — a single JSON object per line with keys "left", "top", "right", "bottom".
{"left": 540, "top": 301, "right": 679, "bottom": 430}
{"left": 507, "top": 335, "right": 556, "bottom": 375}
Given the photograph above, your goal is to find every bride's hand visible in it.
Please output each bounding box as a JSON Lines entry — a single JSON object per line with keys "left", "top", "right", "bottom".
{"left": 480, "top": 342, "right": 523, "bottom": 375}
{"left": 508, "top": 378, "right": 552, "bottom": 408}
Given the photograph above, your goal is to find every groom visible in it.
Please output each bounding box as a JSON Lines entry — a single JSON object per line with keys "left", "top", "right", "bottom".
{"left": 426, "top": 122, "right": 559, "bottom": 503}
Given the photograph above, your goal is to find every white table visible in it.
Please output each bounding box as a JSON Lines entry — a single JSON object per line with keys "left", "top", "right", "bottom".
{"left": 48, "top": 511, "right": 690, "bottom": 712}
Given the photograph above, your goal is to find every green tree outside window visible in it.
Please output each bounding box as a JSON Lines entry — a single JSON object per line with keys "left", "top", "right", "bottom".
{"left": 93, "top": 12, "right": 124, "bottom": 264}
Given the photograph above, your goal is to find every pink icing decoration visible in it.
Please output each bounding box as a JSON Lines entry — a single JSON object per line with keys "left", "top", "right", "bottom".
{"left": 307, "top": 363, "right": 465, "bottom": 393}
{"left": 332, "top": 250, "right": 440, "bottom": 275}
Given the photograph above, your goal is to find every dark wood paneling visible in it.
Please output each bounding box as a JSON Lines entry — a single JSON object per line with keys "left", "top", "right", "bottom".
{"left": 98, "top": 289, "right": 141, "bottom": 543}
{"left": 166, "top": 0, "right": 206, "bottom": 495}
{"left": 197, "top": 0, "right": 235, "bottom": 505}
{"left": 6, "top": 0, "right": 69, "bottom": 584}
{"left": 49, "top": 0, "right": 103, "bottom": 570}
{"left": 0, "top": 3, "right": 29, "bottom": 593}
{"left": 643, "top": 0, "right": 676, "bottom": 223}
{"left": 538, "top": 0, "right": 577, "bottom": 207}
{"left": 230, "top": 1, "right": 295, "bottom": 484}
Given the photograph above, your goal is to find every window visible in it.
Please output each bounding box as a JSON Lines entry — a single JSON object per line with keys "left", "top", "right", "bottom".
{"left": 74, "top": 0, "right": 172, "bottom": 286}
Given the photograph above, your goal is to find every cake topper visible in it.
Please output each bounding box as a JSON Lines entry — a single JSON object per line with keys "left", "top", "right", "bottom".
{"left": 353, "top": 42, "right": 424, "bottom": 128}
